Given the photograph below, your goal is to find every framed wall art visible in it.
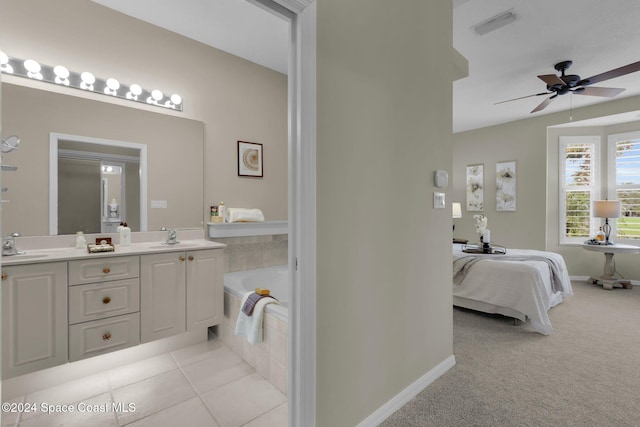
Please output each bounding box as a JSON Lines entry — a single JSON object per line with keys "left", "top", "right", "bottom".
{"left": 238, "top": 141, "right": 263, "bottom": 177}
{"left": 496, "top": 160, "right": 516, "bottom": 211}
{"left": 466, "top": 164, "right": 484, "bottom": 211}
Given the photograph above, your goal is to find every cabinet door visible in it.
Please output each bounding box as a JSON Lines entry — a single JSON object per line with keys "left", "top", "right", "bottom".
{"left": 186, "top": 249, "right": 224, "bottom": 331}
{"left": 2, "top": 262, "right": 68, "bottom": 379}
{"left": 140, "top": 252, "right": 186, "bottom": 343}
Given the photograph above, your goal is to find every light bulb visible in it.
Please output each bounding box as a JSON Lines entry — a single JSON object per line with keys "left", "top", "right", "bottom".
{"left": 106, "top": 78, "right": 120, "bottom": 90}
{"left": 80, "top": 71, "right": 95, "bottom": 90}
{"left": 81, "top": 71, "right": 95, "bottom": 84}
{"left": 130, "top": 84, "right": 142, "bottom": 96}
{"left": 151, "top": 89, "right": 163, "bottom": 101}
{"left": 24, "top": 59, "right": 41, "bottom": 73}
{"left": 53, "top": 65, "right": 70, "bottom": 85}
{"left": 170, "top": 94, "right": 182, "bottom": 105}
{"left": 0, "top": 51, "right": 13, "bottom": 74}
{"left": 24, "top": 59, "right": 43, "bottom": 79}
{"left": 53, "top": 65, "right": 69, "bottom": 79}
{"left": 105, "top": 78, "right": 120, "bottom": 95}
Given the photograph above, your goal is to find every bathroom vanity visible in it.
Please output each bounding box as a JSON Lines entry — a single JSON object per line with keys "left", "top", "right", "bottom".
{"left": 1, "top": 239, "right": 225, "bottom": 379}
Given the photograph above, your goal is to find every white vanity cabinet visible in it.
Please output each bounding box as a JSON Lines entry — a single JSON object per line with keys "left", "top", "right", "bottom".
{"left": 68, "top": 256, "right": 141, "bottom": 361}
{"left": 1, "top": 241, "right": 225, "bottom": 380}
{"left": 186, "top": 249, "right": 224, "bottom": 331}
{"left": 140, "top": 252, "right": 187, "bottom": 343}
{"left": 140, "top": 248, "right": 223, "bottom": 342}
{"left": 1, "top": 262, "right": 68, "bottom": 379}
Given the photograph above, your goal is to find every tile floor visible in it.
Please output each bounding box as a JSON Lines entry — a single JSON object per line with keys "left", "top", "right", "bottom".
{"left": 1, "top": 339, "right": 287, "bottom": 427}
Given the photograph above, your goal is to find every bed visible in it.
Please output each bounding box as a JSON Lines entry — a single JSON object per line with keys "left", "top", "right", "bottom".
{"left": 452, "top": 244, "right": 573, "bottom": 335}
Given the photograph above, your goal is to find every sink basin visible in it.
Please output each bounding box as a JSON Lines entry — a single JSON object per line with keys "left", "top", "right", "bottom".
{"left": 146, "top": 243, "right": 200, "bottom": 250}
{"left": 6, "top": 253, "right": 50, "bottom": 260}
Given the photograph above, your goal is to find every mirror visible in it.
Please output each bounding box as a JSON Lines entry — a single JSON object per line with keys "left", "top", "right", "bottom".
{"left": 52, "top": 134, "right": 146, "bottom": 235}
{"left": 2, "top": 83, "right": 204, "bottom": 236}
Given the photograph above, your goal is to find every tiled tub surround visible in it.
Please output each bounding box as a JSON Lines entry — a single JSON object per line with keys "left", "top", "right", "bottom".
{"left": 220, "top": 266, "right": 288, "bottom": 395}
{"left": 214, "top": 234, "right": 288, "bottom": 273}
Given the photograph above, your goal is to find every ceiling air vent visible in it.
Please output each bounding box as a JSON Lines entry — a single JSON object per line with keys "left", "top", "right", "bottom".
{"left": 472, "top": 9, "right": 518, "bottom": 36}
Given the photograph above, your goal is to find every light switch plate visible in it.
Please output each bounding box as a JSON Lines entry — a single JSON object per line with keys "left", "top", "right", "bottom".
{"left": 434, "top": 192, "right": 445, "bottom": 209}
{"left": 151, "top": 200, "right": 167, "bottom": 209}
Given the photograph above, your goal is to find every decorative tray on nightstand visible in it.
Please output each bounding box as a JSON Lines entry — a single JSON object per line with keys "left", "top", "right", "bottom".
{"left": 461, "top": 244, "right": 507, "bottom": 255}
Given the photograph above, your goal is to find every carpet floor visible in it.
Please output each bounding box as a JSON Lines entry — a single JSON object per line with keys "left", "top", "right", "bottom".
{"left": 381, "top": 280, "right": 640, "bottom": 427}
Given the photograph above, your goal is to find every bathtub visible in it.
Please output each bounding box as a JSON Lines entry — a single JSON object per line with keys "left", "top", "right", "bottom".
{"left": 224, "top": 265, "right": 289, "bottom": 323}
{"left": 222, "top": 265, "right": 289, "bottom": 394}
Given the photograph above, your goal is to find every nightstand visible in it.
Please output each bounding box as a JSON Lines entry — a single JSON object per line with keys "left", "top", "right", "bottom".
{"left": 582, "top": 243, "right": 640, "bottom": 290}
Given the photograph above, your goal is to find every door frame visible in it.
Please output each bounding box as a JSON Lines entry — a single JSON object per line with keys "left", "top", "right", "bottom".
{"left": 251, "top": 0, "right": 317, "bottom": 425}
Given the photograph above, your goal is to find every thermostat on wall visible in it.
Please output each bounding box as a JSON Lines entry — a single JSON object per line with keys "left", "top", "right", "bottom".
{"left": 434, "top": 170, "right": 448, "bottom": 188}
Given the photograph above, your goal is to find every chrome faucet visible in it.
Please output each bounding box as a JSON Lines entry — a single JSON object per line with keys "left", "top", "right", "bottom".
{"left": 161, "top": 228, "right": 180, "bottom": 245}
{"left": 3, "top": 232, "right": 25, "bottom": 256}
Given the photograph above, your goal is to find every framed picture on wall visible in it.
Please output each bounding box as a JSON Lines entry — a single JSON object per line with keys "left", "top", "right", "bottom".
{"left": 238, "top": 141, "right": 263, "bottom": 177}
{"left": 496, "top": 160, "right": 516, "bottom": 211}
{"left": 466, "top": 164, "right": 484, "bottom": 211}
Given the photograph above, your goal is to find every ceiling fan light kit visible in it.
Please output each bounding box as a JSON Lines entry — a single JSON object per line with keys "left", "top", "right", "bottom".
{"left": 495, "top": 59, "right": 640, "bottom": 113}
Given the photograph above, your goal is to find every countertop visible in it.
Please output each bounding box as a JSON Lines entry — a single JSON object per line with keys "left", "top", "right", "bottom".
{"left": 1, "top": 239, "right": 226, "bottom": 266}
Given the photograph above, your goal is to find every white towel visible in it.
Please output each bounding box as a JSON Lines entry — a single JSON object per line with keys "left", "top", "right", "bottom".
{"left": 228, "top": 208, "right": 265, "bottom": 223}
{"left": 234, "top": 292, "right": 278, "bottom": 344}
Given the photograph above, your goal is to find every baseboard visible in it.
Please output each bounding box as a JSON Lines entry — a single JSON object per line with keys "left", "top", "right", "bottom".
{"left": 355, "top": 354, "right": 456, "bottom": 427}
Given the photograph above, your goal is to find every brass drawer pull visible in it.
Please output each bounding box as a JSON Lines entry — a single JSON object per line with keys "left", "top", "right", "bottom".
{"left": 179, "top": 256, "right": 185, "bottom": 262}
{"left": 102, "top": 296, "right": 111, "bottom": 304}
{"left": 102, "top": 332, "right": 112, "bottom": 341}
{"left": 102, "top": 267, "right": 111, "bottom": 274}
{"left": 188, "top": 255, "right": 194, "bottom": 261}
{"left": 1, "top": 272, "right": 7, "bottom": 280}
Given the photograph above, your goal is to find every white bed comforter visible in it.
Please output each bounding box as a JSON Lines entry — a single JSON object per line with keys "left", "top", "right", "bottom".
{"left": 452, "top": 245, "right": 573, "bottom": 335}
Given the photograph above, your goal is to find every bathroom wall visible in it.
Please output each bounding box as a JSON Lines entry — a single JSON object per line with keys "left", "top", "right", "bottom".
{"left": 452, "top": 94, "right": 640, "bottom": 280}
{"left": 316, "top": 1, "right": 455, "bottom": 425}
{"left": 0, "top": 0, "right": 288, "bottom": 229}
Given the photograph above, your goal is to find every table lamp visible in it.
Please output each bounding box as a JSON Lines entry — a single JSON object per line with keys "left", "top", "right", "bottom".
{"left": 452, "top": 202, "right": 462, "bottom": 231}
{"left": 593, "top": 200, "right": 621, "bottom": 245}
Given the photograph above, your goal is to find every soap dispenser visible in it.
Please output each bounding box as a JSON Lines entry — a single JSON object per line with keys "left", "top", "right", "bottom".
{"left": 120, "top": 222, "right": 131, "bottom": 246}
{"left": 75, "top": 231, "right": 87, "bottom": 249}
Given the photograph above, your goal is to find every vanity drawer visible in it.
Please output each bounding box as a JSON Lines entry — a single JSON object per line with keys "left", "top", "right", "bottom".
{"left": 69, "top": 256, "right": 139, "bottom": 285}
{"left": 69, "top": 279, "right": 140, "bottom": 324}
{"left": 69, "top": 313, "right": 140, "bottom": 361}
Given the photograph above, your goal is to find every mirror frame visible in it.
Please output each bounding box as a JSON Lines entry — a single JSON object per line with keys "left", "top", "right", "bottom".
{"left": 49, "top": 132, "right": 148, "bottom": 235}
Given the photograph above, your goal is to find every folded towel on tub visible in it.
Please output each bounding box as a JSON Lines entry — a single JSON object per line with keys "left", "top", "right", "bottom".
{"left": 241, "top": 292, "right": 278, "bottom": 316}
{"left": 227, "top": 208, "right": 265, "bottom": 223}
{"left": 235, "top": 291, "right": 279, "bottom": 344}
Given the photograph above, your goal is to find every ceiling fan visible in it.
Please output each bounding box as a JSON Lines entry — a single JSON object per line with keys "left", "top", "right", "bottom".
{"left": 495, "top": 60, "right": 640, "bottom": 113}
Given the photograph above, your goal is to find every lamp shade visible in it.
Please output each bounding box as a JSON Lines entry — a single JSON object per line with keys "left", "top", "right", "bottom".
{"left": 452, "top": 202, "right": 462, "bottom": 219}
{"left": 593, "top": 200, "right": 621, "bottom": 218}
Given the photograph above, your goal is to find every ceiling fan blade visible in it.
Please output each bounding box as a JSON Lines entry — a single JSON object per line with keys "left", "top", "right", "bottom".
{"left": 494, "top": 92, "right": 550, "bottom": 105}
{"left": 531, "top": 96, "right": 555, "bottom": 113}
{"left": 538, "top": 74, "right": 565, "bottom": 87}
{"left": 574, "top": 86, "right": 625, "bottom": 97}
{"left": 580, "top": 60, "right": 640, "bottom": 86}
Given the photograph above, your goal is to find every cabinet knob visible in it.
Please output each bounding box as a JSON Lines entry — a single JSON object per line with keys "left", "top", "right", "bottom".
{"left": 188, "top": 255, "right": 194, "bottom": 261}
{"left": 179, "top": 256, "right": 185, "bottom": 262}
{"left": 102, "top": 332, "right": 112, "bottom": 341}
{"left": 102, "top": 296, "right": 111, "bottom": 304}
{"left": 102, "top": 267, "right": 111, "bottom": 274}
{"left": 1, "top": 272, "right": 7, "bottom": 280}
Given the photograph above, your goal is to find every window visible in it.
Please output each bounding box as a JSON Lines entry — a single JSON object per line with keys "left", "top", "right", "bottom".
{"left": 608, "top": 131, "right": 640, "bottom": 241}
{"left": 559, "top": 136, "right": 600, "bottom": 244}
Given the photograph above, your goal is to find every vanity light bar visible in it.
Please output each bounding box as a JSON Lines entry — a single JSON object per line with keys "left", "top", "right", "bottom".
{"left": 0, "top": 52, "right": 183, "bottom": 112}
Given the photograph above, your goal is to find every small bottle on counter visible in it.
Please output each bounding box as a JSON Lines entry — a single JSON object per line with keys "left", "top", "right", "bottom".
{"left": 596, "top": 227, "right": 605, "bottom": 242}
{"left": 120, "top": 222, "right": 131, "bottom": 246}
{"left": 75, "top": 231, "right": 87, "bottom": 249}
{"left": 218, "top": 201, "right": 226, "bottom": 223}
